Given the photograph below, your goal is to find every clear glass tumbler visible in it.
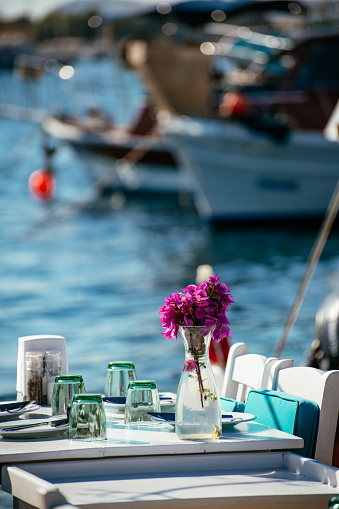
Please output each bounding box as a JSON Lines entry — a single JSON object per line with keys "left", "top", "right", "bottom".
{"left": 125, "top": 380, "right": 161, "bottom": 424}
{"left": 68, "top": 394, "right": 107, "bottom": 440}
{"left": 104, "top": 361, "right": 137, "bottom": 397}
{"left": 51, "top": 374, "right": 86, "bottom": 416}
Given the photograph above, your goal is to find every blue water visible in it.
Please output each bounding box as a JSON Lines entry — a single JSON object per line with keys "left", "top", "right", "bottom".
{"left": 2, "top": 57, "right": 339, "bottom": 398}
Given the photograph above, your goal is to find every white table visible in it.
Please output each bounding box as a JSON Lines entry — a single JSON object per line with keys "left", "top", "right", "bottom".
{"left": 0, "top": 403, "right": 308, "bottom": 509}
{"left": 0, "top": 405, "right": 304, "bottom": 473}
{"left": 3, "top": 451, "right": 339, "bottom": 509}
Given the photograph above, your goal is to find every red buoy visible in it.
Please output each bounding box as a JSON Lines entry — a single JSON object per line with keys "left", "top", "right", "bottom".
{"left": 28, "top": 169, "right": 56, "bottom": 201}
{"left": 219, "top": 92, "right": 249, "bottom": 117}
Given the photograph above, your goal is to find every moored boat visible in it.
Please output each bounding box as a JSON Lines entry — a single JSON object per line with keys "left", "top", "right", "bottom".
{"left": 42, "top": 107, "right": 194, "bottom": 198}
{"left": 165, "top": 114, "right": 339, "bottom": 224}
{"left": 161, "top": 29, "right": 339, "bottom": 224}
{"left": 40, "top": 0, "right": 308, "bottom": 204}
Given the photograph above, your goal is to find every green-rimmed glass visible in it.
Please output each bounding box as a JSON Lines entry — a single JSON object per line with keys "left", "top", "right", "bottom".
{"left": 68, "top": 394, "right": 107, "bottom": 440}
{"left": 125, "top": 380, "right": 160, "bottom": 424}
{"left": 104, "top": 361, "right": 137, "bottom": 397}
{"left": 51, "top": 374, "right": 85, "bottom": 416}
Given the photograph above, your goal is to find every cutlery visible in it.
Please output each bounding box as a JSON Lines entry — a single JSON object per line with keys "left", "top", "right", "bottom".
{"left": 0, "top": 417, "right": 68, "bottom": 432}
{"left": 0, "top": 400, "right": 37, "bottom": 413}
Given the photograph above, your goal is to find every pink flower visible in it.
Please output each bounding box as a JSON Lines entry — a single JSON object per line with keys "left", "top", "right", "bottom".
{"left": 159, "top": 274, "right": 234, "bottom": 343}
{"left": 183, "top": 359, "right": 197, "bottom": 372}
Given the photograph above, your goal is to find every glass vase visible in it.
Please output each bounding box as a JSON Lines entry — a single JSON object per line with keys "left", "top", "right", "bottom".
{"left": 176, "top": 325, "right": 222, "bottom": 440}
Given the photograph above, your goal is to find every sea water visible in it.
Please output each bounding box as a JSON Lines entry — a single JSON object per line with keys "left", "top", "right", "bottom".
{"left": 2, "top": 56, "right": 339, "bottom": 392}
{"left": 1, "top": 56, "right": 339, "bottom": 393}
{"left": 1, "top": 56, "right": 339, "bottom": 507}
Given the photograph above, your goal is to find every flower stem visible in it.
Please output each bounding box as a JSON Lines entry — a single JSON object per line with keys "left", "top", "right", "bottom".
{"left": 193, "top": 349, "right": 204, "bottom": 409}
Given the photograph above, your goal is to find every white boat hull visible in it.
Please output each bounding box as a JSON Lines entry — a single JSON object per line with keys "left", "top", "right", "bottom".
{"left": 42, "top": 114, "right": 193, "bottom": 197}
{"left": 167, "top": 116, "right": 339, "bottom": 223}
{"left": 72, "top": 145, "right": 193, "bottom": 196}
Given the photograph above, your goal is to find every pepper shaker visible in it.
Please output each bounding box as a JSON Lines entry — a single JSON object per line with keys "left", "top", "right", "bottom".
{"left": 46, "top": 350, "right": 62, "bottom": 405}
{"left": 25, "top": 352, "right": 43, "bottom": 405}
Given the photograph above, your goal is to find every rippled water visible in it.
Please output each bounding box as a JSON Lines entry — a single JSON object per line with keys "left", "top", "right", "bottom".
{"left": 0, "top": 58, "right": 339, "bottom": 505}
{"left": 2, "top": 56, "right": 339, "bottom": 394}
{"left": 2, "top": 57, "right": 339, "bottom": 396}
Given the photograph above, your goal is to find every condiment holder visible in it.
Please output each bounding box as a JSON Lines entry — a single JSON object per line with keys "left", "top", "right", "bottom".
{"left": 16, "top": 335, "right": 68, "bottom": 405}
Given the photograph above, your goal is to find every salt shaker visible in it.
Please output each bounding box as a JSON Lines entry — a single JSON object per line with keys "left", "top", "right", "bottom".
{"left": 25, "top": 351, "right": 43, "bottom": 405}
{"left": 46, "top": 350, "right": 62, "bottom": 405}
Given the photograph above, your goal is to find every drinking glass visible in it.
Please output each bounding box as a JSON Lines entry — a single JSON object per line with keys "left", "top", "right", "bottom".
{"left": 68, "top": 394, "right": 107, "bottom": 440}
{"left": 104, "top": 361, "right": 137, "bottom": 397}
{"left": 125, "top": 380, "right": 161, "bottom": 424}
{"left": 51, "top": 374, "right": 85, "bottom": 416}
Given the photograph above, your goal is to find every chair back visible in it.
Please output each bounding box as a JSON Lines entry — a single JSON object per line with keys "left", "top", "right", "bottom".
{"left": 221, "top": 342, "right": 292, "bottom": 401}
{"left": 273, "top": 366, "right": 339, "bottom": 465}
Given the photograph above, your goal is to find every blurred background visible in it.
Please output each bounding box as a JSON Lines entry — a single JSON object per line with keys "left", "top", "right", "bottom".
{"left": 1, "top": 0, "right": 339, "bottom": 406}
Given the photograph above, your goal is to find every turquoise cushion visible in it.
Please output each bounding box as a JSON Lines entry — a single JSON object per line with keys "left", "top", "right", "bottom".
{"left": 220, "top": 397, "right": 245, "bottom": 413}
{"left": 244, "top": 389, "right": 319, "bottom": 458}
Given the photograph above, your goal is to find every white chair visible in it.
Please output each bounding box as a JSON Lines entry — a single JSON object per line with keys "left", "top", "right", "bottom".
{"left": 273, "top": 366, "right": 339, "bottom": 466}
{"left": 220, "top": 342, "right": 293, "bottom": 401}
{"left": 4, "top": 465, "right": 69, "bottom": 509}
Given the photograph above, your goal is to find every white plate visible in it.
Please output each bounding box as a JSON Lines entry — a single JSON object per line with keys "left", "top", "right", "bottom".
{"left": 222, "top": 412, "right": 256, "bottom": 427}
{"left": 0, "top": 419, "right": 68, "bottom": 439}
{"left": 0, "top": 403, "right": 41, "bottom": 422}
{"left": 104, "top": 393, "right": 176, "bottom": 413}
